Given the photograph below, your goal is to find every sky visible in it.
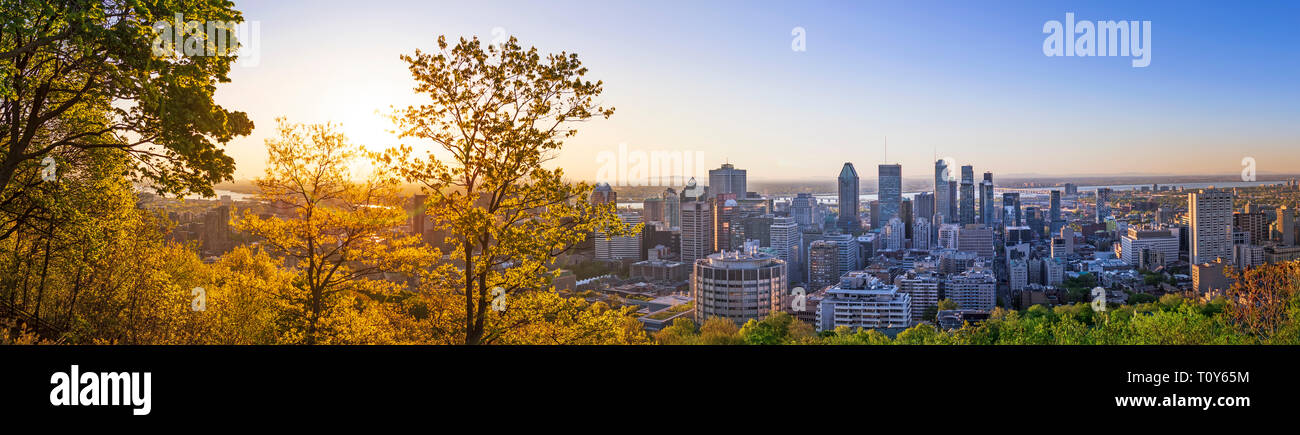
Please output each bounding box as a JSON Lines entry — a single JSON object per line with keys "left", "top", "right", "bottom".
{"left": 214, "top": 0, "right": 1300, "bottom": 182}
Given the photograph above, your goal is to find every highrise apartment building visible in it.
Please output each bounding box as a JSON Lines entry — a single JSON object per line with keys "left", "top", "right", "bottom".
{"left": 1189, "top": 189, "right": 1234, "bottom": 265}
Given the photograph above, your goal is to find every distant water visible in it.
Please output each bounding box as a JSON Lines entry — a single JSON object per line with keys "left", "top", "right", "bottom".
{"left": 182, "top": 189, "right": 257, "bottom": 202}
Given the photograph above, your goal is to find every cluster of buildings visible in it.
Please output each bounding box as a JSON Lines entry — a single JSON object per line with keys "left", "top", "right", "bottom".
{"left": 579, "top": 159, "right": 1300, "bottom": 335}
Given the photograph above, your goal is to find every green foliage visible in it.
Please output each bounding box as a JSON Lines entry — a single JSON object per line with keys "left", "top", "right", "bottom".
{"left": 738, "top": 312, "right": 812, "bottom": 345}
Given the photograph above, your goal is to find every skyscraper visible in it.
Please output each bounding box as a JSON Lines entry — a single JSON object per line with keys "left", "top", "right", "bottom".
{"left": 883, "top": 217, "right": 906, "bottom": 250}
{"left": 915, "top": 192, "right": 936, "bottom": 244}
{"left": 713, "top": 195, "right": 738, "bottom": 252}
{"left": 1095, "top": 188, "right": 1113, "bottom": 223}
{"left": 837, "top": 163, "right": 860, "bottom": 233}
{"left": 790, "top": 193, "right": 816, "bottom": 230}
{"left": 1049, "top": 190, "right": 1063, "bottom": 235}
{"left": 808, "top": 240, "right": 840, "bottom": 289}
{"left": 878, "top": 163, "right": 902, "bottom": 228}
{"left": 661, "top": 188, "right": 680, "bottom": 228}
{"left": 900, "top": 198, "right": 914, "bottom": 241}
{"left": 769, "top": 217, "right": 802, "bottom": 283}
{"left": 979, "top": 171, "right": 994, "bottom": 226}
{"left": 679, "top": 200, "right": 714, "bottom": 264}
{"left": 1189, "top": 189, "right": 1234, "bottom": 265}
{"left": 911, "top": 217, "right": 932, "bottom": 251}
{"left": 959, "top": 165, "right": 975, "bottom": 225}
{"left": 948, "top": 179, "right": 959, "bottom": 220}
{"left": 707, "top": 163, "right": 746, "bottom": 199}
{"left": 934, "top": 159, "right": 951, "bottom": 225}
{"left": 869, "top": 200, "right": 880, "bottom": 231}
{"left": 1275, "top": 205, "right": 1296, "bottom": 246}
{"left": 1001, "top": 192, "right": 1021, "bottom": 226}
{"left": 915, "top": 192, "right": 935, "bottom": 225}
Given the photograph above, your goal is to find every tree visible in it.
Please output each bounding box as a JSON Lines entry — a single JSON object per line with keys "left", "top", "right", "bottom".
{"left": 1226, "top": 261, "right": 1300, "bottom": 337}
{"left": 739, "top": 311, "right": 813, "bottom": 345}
{"left": 936, "top": 298, "right": 960, "bottom": 311}
{"left": 653, "top": 318, "right": 698, "bottom": 345}
{"left": 377, "top": 35, "right": 630, "bottom": 344}
{"left": 235, "top": 119, "right": 417, "bottom": 344}
{"left": 698, "top": 317, "right": 743, "bottom": 345}
{"left": 1, "top": 0, "right": 253, "bottom": 241}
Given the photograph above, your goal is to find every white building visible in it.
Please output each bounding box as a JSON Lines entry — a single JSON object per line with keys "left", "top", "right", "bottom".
{"left": 769, "top": 217, "right": 802, "bottom": 280}
{"left": 595, "top": 213, "right": 642, "bottom": 261}
{"left": 883, "top": 217, "right": 906, "bottom": 250}
{"left": 1189, "top": 189, "right": 1234, "bottom": 265}
{"left": 1119, "top": 228, "right": 1179, "bottom": 267}
{"left": 816, "top": 272, "right": 912, "bottom": 332}
{"left": 823, "top": 232, "right": 860, "bottom": 275}
{"left": 1041, "top": 258, "right": 1065, "bottom": 287}
{"left": 938, "top": 224, "right": 961, "bottom": 250}
{"left": 1009, "top": 259, "right": 1028, "bottom": 293}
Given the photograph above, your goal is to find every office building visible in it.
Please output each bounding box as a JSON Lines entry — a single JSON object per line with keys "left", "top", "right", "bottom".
{"left": 883, "top": 217, "right": 906, "bottom": 250}
{"left": 1119, "top": 228, "right": 1179, "bottom": 268}
{"left": 662, "top": 188, "right": 680, "bottom": 228}
{"left": 934, "top": 159, "right": 952, "bottom": 225}
{"left": 1095, "top": 188, "right": 1113, "bottom": 223}
{"left": 790, "top": 193, "right": 816, "bottom": 230}
{"left": 679, "top": 200, "right": 714, "bottom": 264}
{"left": 692, "top": 241, "right": 786, "bottom": 325}
{"left": 595, "top": 213, "right": 643, "bottom": 261}
{"left": 957, "top": 225, "right": 995, "bottom": 258}
{"left": 769, "top": 217, "right": 802, "bottom": 283}
{"left": 707, "top": 163, "right": 746, "bottom": 199}
{"left": 1049, "top": 190, "right": 1063, "bottom": 235}
{"left": 979, "top": 172, "right": 994, "bottom": 226}
{"left": 641, "top": 197, "right": 665, "bottom": 223}
{"left": 878, "top": 164, "right": 902, "bottom": 227}
{"left": 912, "top": 217, "right": 932, "bottom": 251}
{"left": 1002, "top": 192, "right": 1021, "bottom": 226}
{"left": 959, "top": 165, "right": 975, "bottom": 225}
{"left": 837, "top": 163, "right": 861, "bottom": 233}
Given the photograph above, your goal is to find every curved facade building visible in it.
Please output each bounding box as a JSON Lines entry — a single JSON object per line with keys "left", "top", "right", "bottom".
{"left": 692, "top": 241, "right": 787, "bottom": 325}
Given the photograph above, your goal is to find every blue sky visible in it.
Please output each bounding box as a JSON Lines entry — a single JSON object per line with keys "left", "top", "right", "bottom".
{"left": 217, "top": 0, "right": 1300, "bottom": 181}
